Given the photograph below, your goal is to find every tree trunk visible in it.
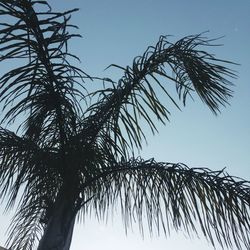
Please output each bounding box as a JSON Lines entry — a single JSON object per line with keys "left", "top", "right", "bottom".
{"left": 37, "top": 192, "right": 77, "bottom": 250}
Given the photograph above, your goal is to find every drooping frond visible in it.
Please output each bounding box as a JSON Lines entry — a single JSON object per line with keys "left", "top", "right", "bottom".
{"left": 5, "top": 196, "right": 44, "bottom": 250}
{"left": 80, "top": 158, "right": 250, "bottom": 249}
{"left": 0, "top": 127, "right": 60, "bottom": 206}
{"left": 81, "top": 34, "right": 236, "bottom": 155}
{"left": 0, "top": 127, "right": 62, "bottom": 249}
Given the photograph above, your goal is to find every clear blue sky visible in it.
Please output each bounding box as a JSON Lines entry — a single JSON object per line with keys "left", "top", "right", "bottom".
{"left": 0, "top": 0, "right": 249, "bottom": 249}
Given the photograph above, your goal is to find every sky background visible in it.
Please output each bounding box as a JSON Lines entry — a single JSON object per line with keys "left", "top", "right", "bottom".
{"left": 0, "top": 0, "right": 249, "bottom": 249}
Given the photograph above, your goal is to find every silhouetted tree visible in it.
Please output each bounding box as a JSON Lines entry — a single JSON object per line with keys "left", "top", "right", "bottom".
{"left": 0, "top": 1, "right": 249, "bottom": 250}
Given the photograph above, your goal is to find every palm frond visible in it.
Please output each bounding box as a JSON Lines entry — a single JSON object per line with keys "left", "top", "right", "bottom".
{"left": 0, "top": 127, "right": 63, "bottom": 249}
{"left": 6, "top": 197, "right": 44, "bottom": 250}
{"left": 0, "top": 0, "right": 88, "bottom": 141}
{"left": 80, "top": 34, "right": 236, "bottom": 156}
{"left": 0, "top": 127, "right": 60, "bottom": 204}
{"left": 81, "top": 158, "right": 250, "bottom": 249}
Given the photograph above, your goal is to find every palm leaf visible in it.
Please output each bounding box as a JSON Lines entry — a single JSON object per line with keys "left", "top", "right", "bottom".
{"left": 81, "top": 158, "right": 250, "bottom": 249}
{"left": 0, "top": 0, "right": 88, "bottom": 141}
{"left": 0, "top": 127, "right": 62, "bottom": 249}
{"left": 79, "top": 34, "right": 236, "bottom": 157}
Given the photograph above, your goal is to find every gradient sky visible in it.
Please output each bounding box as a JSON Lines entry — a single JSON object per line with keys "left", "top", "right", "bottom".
{"left": 0, "top": 0, "right": 249, "bottom": 249}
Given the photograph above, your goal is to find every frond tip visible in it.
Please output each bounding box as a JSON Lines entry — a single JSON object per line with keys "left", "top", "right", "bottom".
{"left": 86, "top": 158, "right": 250, "bottom": 249}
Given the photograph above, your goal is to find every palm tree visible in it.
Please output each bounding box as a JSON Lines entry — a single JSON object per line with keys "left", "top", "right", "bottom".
{"left": 0, "top": 0, "right": 249, "bottom": 249}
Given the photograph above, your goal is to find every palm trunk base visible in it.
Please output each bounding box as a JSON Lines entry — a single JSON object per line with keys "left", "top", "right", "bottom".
{"left": 37, "top": 199, "right": 76, "bottom": 250}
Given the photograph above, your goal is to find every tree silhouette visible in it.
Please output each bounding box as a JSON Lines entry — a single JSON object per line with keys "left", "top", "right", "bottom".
{"left": 0, "top": 1, "right": 249, "bottom": 250}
